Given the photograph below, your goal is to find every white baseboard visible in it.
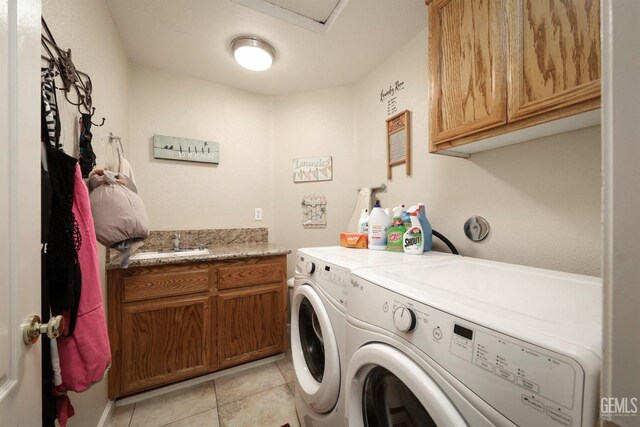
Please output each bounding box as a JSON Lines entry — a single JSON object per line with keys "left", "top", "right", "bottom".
{"left": 96, "top": 399, "right": 115, "bottom": 427}
{"left": 115, "top": 353, "right": 285, "bottom": 408}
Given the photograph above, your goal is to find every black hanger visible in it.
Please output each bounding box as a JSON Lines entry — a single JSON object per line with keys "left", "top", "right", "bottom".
{"left": 41, "top": 17, "right": 105, "bottom": 127}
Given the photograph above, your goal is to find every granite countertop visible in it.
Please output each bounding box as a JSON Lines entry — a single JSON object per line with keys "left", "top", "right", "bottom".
{"left": 106, "top": 242, "right": 290, "bottom": 269}
{"left": 105, "top": 227, "right": 290, "bottom": 269}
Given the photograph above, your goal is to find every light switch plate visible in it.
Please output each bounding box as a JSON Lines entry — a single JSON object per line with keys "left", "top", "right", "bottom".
{"left": 254, "top": 208, "right": 263, "bottom": 221}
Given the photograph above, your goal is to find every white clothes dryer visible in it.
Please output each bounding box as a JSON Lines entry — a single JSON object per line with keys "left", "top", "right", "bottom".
{"left": 292, "top": 247, "right": 452, "bottom": 427}
{"left": 346, "top": 256, "right": 601, "bottom": 427}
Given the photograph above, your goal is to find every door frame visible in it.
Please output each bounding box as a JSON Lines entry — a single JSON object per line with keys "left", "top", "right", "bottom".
{"left": 601, "top": 1, "right": 640, "bottom": 426}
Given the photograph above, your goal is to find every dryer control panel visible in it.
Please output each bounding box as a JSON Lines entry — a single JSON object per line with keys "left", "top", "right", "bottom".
{"left": 348, "top": 276, "right": 597, "bottom": 427}
{"left": 295, "top": 254, "right": 349, "bottom": 308}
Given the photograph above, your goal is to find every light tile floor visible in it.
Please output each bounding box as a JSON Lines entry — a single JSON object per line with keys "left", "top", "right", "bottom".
{"left": 109, "top": 353, "right": 298, "bottom": 427}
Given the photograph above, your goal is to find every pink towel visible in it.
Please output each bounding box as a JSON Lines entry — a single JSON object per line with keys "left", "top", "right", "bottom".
{"left": 56, "top": 165, "right": 111, "bottom": 392}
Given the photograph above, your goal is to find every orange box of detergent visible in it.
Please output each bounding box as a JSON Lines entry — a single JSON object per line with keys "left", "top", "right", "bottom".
{"left": 340, "top": 233, "right": 368, "bottom": 249}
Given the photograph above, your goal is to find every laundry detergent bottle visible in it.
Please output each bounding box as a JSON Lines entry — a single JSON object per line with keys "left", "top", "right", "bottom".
{"left": 403, "top": 210, "right": 424, "bottom": 254}
{"left": 417, "top": 203, "right": 433, "bottom": 251}
{"left": 368, "top": 201, "right": 391, "bottom": 251}
{"left": 386, "top": 216, "right": 406, "bottom": 252}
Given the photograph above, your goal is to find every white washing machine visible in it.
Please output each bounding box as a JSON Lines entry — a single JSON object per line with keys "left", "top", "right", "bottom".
{"left": 292, "top": 247, "right": 452, "bottom": 427}
{"left": 346, "top": 256, "right": 602, "bottom": 427}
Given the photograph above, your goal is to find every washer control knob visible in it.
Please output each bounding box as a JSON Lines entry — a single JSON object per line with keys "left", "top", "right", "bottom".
{"left": 393, "top": 307, "right": 417, "bottom": 332}
{"left": 306, "top": 262, "right": 316, "bottom": 275}
{"left": 433, "top": 328, "right": 443, "bottom": 340}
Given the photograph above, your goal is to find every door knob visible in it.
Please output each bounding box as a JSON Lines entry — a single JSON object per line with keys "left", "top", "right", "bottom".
{"left": 22, "top": 314, "right": 65, "bottom": 345}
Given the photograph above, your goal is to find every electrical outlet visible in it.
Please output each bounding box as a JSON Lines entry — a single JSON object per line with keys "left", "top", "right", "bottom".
{"left": 254, "top": 208, "right": 263, "bottom": 221}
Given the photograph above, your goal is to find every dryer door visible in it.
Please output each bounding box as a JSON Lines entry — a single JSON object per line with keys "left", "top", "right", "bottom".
{"left": 292, "top": 283, "right": 340, "bottom": 413}
{"left": 347, "top": 343, "right": 468, "bottom": 427}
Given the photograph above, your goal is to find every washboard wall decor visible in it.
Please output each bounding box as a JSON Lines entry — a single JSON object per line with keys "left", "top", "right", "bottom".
{"left": 386, "top": 110, "right": 411, "bottom": 179}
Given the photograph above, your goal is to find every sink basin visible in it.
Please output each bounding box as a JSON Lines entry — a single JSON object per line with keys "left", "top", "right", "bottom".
{"left": 131, "top": 248, "right": 211, "bottom": 261}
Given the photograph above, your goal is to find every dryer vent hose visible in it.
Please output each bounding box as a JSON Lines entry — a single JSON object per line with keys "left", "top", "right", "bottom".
{"left": 432, "top": 229, "right": 459, "bottom": 255}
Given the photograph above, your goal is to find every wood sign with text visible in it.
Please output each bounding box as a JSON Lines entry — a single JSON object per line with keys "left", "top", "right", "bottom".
{"left": 153, "top": 135, "right": 219, "bottom": 164}
{"left": 386, "top": 110, "right": 411, "bottom": 179}
{"left": 293, "top": 156, "right": 333, "bottom": 183}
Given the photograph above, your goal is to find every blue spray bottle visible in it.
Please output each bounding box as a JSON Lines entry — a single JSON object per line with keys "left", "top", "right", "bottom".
{"left": 417, "top": 203, "right": 433, "bottom": 251}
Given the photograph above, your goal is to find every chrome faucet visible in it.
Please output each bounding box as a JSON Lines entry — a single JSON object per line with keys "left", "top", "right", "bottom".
{"left": 173, "top": 232, "right": 181, "bottom": 251}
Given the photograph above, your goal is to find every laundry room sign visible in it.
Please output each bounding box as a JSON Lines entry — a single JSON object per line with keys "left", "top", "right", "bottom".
{"left": 293, "top": 156, "right": 333, "bottom": 183}
{"left": 379, "top": 80, "right": 405, "bottom": 116}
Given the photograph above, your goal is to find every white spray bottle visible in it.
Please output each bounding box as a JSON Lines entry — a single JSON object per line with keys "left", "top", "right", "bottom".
{"left": 392, "top": 204, "right": 405, "bottom": 220}
{"left": 403, "top": 209, "right": 424, "bottom": 254}
{"left": 358, "top": 209, "right": 369, "bottom": 234}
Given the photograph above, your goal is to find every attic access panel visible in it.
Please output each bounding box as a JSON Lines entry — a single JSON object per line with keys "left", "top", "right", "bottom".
{"left": 267, "top": 0, "right": 339, "bottom": 23}
{"left": 231, "top": 0, "right": 348, "bottom": 33}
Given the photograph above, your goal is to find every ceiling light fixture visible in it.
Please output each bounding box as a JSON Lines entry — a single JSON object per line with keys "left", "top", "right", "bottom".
{"left": 231, "top": 36, "right": 275, "bottom": 71}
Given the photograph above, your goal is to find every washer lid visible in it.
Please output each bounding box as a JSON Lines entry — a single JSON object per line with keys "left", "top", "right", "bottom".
{"left": 298, "top": 246, "right": 452, "bottom": 270}
{"left": 353, "top": 256, "right": 602, "bottom": 356}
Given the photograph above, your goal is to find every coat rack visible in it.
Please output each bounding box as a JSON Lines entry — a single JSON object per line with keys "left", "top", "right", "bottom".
{"left": 41, "top": 17, "right": 105, "bottom": 127}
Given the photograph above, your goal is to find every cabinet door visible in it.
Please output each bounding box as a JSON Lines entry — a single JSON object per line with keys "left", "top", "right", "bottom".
{"left": 507, "top": 0, "right": 600, "bottom": 121}
{"left": 121, "top": 295, "right": 210, "bottom": 393}
{"left": 429, "top": 0, "right": 507, "bottom": 147}
{"left": 218, "top": 283, "right": 285, "bottom": 368}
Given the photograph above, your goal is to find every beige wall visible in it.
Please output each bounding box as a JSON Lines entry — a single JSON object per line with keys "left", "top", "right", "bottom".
{"left": 128, "top": 69, "right": 359, "bottom": 278}
{"left": 41, "top": 0, "right": 130, "bottom": 426}
{"left": 129, "top": 65, "right": 274, "bottom": 232}
{"left": 354, "top": 29, "right": 602, "bottom": 276}
{"left": 271, "top": 87, "right": 358, "bottom": 276}
{"left": 127, "top": 29, "right": 602, "bottom": 280}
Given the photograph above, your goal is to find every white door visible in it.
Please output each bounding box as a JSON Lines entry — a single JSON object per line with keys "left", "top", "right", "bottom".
{"left": 0, "top": 0, "right": 43, "bottom": 426}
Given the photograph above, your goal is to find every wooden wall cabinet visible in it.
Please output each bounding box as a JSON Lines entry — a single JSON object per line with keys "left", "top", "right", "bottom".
{"left": 107, "top": 255, "right": 287, "bottom": 399}
{"left": 427, "top": 0, "right": 601, "bottom": 154}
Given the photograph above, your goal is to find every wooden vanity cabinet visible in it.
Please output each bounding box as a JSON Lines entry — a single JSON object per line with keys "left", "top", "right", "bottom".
{"left": 121, "top": 294, "right": 211, "bottom": 394}
{"left": 107, "top": 255, "right": 287, "bottom": 399}
{"left": 217, "top": 283, "right": 284, "bottom": 369}
{"left": 427, "top": 0, "right": 601, "bottom": 153}
{"left": 216, "top": 257, "right": 286, "bottom": 368}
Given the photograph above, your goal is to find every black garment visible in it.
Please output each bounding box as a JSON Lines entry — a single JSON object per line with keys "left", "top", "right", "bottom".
{"left": 41, "top": 164, "right": 56, "bottom": 427}
{"left": 41, "top": 68, "right": 61, "bottom": 148}
{"left": 78, "top": 113, "right": 96, "bottom": 178}
{"left": 45, "top": 145, "right": 82, "bottom": 334}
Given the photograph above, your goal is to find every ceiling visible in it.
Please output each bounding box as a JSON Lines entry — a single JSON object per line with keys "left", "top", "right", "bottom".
{"left": 106, "top": 0, "right": 427, "bottom": 95}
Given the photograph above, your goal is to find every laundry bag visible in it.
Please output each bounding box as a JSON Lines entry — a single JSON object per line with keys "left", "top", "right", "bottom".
{"left": 87, "top": 170, "right": 149, "bottom": 248}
